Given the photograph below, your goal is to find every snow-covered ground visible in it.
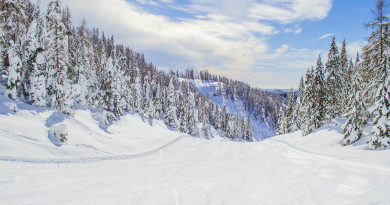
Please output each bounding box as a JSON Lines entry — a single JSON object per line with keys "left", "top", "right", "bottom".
{"left": 1, "top": 94, "right": 390, "bottom": 204}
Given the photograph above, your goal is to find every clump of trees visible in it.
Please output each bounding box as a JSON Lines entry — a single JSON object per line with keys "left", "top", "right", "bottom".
{"left": 277, "top": 0, "right": 390, "bottom": 150}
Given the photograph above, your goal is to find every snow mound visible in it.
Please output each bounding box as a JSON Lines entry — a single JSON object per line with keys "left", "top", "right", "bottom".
{"left": 2, "top": 101, "right": 18, "bottom": 113}
{"left": 48, "top": 124, "right": 68, "bottom": 145}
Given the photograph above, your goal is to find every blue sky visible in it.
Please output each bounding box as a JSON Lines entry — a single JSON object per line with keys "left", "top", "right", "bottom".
{"left": 60, "top": 0, "right": 376, "bottom": 88}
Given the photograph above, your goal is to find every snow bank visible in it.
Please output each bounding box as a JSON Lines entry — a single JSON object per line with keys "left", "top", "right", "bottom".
{"left": 0, "top": 97, "right": 184, "bottom": 159}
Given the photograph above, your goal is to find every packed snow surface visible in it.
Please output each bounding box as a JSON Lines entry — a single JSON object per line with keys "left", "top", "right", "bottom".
{"left": 1, "top": 96, "right": 390, "bottom": 204}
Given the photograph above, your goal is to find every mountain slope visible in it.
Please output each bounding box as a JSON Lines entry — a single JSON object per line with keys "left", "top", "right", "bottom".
{"left": 186, "top": 79, "right": 277, "bottom": 140}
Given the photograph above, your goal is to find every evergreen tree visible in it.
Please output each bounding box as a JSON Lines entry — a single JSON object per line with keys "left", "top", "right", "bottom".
{"left": 245, "top": 117, "right": 253, "bottom": 141}
{"left": 369, "top": 56, "right": 390, "bottom": 149}
{"left": 302, "top": 68, "right": 316, "bottom": 136}
{"left": 340, "top": 39, "right": 350, "bottom": 110}
{"left": 133, "top": 68, "right": 143, "bottom": 113}
{"left": 74, "top": 19, "right": 94, "bottom": 106}
{"left": 325, "top": 37, "right": 343, "bottom": 121}
{"left": 292, "top": 77, "right": 304, "bottom": 131}
{"left": 362, "top": 0, "right": 390, "bottom": 149}
{"left": 285, "top": 88, "right": 295, "bottom": 133}
{"left": 4, "top": 42, "right": 21, "bottom": 99}
{"left": 1, "top": 0, "right": 31, "bottom": 48}
{"left": 165, "top": 78, "right": 178, "bottom": 128}
{"left": 313, "top": 55, "right": 326, "bottom": 128}
{"left": 343, "top": 61, "right": 366, "bottom": 145}
{"left": 276, "top": 107, "right": 286, "bottom": 135}
{"left": 21, "top": 1, "right": 41, "bottom": 99}
{"left": 143, "top": 73, "right": 152, "bottom": 113}
{"left": 45, "top": 0, "right": 73, "bottom": 114}
{"left": 362, "top": 0, "right": 390, "bottom": 106}
{"left": 27, "top": 51, "right": 46, "bottom": 106}
{"left": 0, "top": 12, "right": 5, "bottom": 78}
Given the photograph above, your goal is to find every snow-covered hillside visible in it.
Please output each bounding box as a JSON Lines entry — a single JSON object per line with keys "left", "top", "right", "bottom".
{"left": 1, "top": 95, "right": 390, "bottom": 204}
{"left": 186, "top": 79, "right": 275, "bottom": 140}
{"left": 0, "top": 94, "right": 185, "bottom": 160}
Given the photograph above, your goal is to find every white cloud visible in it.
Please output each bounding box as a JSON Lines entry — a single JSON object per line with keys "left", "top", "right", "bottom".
{"left": 248, "top": 0, "right": 332, "bottom": 24}
{"left": 276, "top": 44, "right": 289, "bottom": 54}
{"left": 346, "top": 40, "right": 366, "bottom": 59}
{"left": 61, "top": 0, "right": 277, "bottom": 71}
{"left": 136, "top": 0, "right": 158, "bottom": 6}
{"left": 283, "top": 27, "right": 302, "bottom": 34}
{"left": 319, "top": 33, "right": 334, "bottom": 40}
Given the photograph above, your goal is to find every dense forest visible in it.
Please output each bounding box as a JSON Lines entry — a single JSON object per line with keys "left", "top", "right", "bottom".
{"left": 277, "top": 0, "right": 390, "bottom": 150}
{"left": 0, "top": 0, "right": 285, "bottom": 141}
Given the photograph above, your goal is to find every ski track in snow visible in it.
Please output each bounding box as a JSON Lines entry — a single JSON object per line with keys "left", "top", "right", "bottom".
{"left": 0, "top": 136, "right": 184, "bottom": 164}
{"left": 267, "top": 138, "right": 390, "bottom": 172}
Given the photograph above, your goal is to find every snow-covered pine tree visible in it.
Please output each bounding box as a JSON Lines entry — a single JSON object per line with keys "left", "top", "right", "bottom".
{"left": 146, "top": 78, "right": 157, "bottom": 118}
{"left": 370, "top": 59, "right": 390, "bottom": 149}
{"left": 133, "top": 67, "right": 143, "bottom": 114}
{"left": 325, "top": 36, "right": 343, "bottom": 121}
{"left": 0, "top": 21, "right": 5, "bottom": 80}
{"left": 244, "top": 117, "right": 253, "bottom": 141}
{"left": 361, "top": 0, "right": 390, "bottom": 149}
{"left": 21, "top": 1, "right": 41, "bottom": 99}
{"left": 4, "top": 42, "right": 22, "bottom": 99}
{"left": 28, "top": 51, "right": 46, "bottom": 106}
{"left": 178, "top": 88, "right": 188, "bottom": 133}
{"left": 74, "top": 19, "right": 94, "bottom": 106}
{"left": 213, "top": 105, "right": 221, "bottom": 130}
{"left": 313, "top": 55, "right": 326, "bottom": 129}
{"left": 362, "top": 0, "right": 390, "bottom": 102}
{"left": 143, "top": 73, "right": 152, "bottom": 113}
{"left": 110, "top": 59, "right": 124, "bottom": 116}
{"left": 276, "top": 107, "right": 286, "bottom": 135}
{"left": 343, "top": 60, "right": 366, "bottom": 146}
{"left": 154, "top": 82, "right": 163, "bottom": 118}
{"left": 61, "top": 79, "right": 74, "bottom": 115}
{"left": 45, "top": 0, "right": 73, "bottom": 114}
{"left": 340, "top": 39, "right": 350, "bottom": 111}
{"left": 343, "top": 58, "right": 354, "bottom": 113}
{"left": 292, "top": 77, "right": 304, "bottom": 131}
{"left": 285, "top": 88, "right": 295, "bottom": 133}
{"left": 220, "top": 105, "right": 228, "bottom": 132}
{"left": 200, "top": 99, "right": 210, "bottom": 137}
{"left": 164, "top": 78, "right": 178, "bottom": 128}
{"left": 187, "top": 91, "right": 197, "bottom": 135}
{"left": 1, "top": 0, "right": 31, "bottom": 50}
{"left": 226, "top": 114, "right": 235, "bottom": 138}
{"left": 302, "top": 68, "right": 316, "bottom": 136}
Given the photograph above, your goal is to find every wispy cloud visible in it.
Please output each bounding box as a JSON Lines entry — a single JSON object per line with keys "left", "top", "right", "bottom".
{"left": 248, "top": 0, "right": 332, "bottom": 24}
{"left": 319, "top": 33, "right": 334, "bottom": 40}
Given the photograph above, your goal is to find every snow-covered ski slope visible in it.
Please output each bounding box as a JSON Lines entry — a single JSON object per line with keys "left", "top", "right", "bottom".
{"left": 185, "top": 79, "right": 275, "bottom": 140}
{"left": 1, "top": 95, "right": 390, "bottom": 204}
